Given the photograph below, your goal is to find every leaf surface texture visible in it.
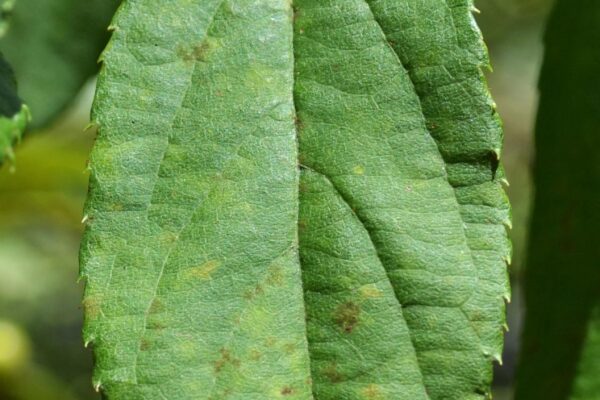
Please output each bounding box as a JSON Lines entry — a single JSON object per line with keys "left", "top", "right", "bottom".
{"left": 82, "top": 1, "right": 510, "bottom": 398}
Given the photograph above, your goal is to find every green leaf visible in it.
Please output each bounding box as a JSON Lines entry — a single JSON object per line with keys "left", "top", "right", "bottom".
{"left": 81, "top": 1, "right": 510, "bottom": 398}
{"left": 515, "top": 1, "right": 600, "bottom": 399}
{"left": 572, "top": 306, "right": 600, "bottom": 399}
{"left": 0, "top": 52, "right": 29, "bottom": 164}
{"left": 0, "top": 0, "right": 29, "bottom": 165}
{"left": 0, "top": 0, "right": 119, "bottom": 128}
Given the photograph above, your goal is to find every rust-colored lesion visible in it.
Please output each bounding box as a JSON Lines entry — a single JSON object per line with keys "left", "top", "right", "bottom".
{"left": 82, "top": 295, "right": 103, "bottom": 319}
{"left": 323, "top": 362, "right": 343, "bottom": 383}
{"left": 177, "top": 36, "right": 219, "bottom": 63}
{"left": 148, "top": 297, "right": 165, "bottom": 314}
{"left": 139, "top": 338, "right": 151, "bottom": 351}
{"left": 333, "top": 301, "right": 361, "bottom": 333}
{"left": 214, "top": 348, "right": 241, "bottom": 373}
{"left": 281, "top": 386, "right": 294, "bottom": 396}
{"left": 243, "top": 283, "right": 264, "bottom": 301}
{"left": 177, "top": 41, "right": 211, "bottom": 62}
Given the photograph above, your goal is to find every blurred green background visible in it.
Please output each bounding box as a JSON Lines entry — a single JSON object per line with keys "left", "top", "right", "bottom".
{"left": 0, "top": 1, "right": 553, "bottom": 399}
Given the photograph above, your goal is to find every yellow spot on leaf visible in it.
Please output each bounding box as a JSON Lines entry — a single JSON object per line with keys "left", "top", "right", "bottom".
{"left": 353, "top": 165, "right": 365, "bottom": 175}
{"left": 361, "top": 384, "right": 383, "bottom": 399}
{"left": 186, "top": 260, "right": 221, "bottom": 280}
{"left": 359, "top": 284, "right": 383, "bottom": 299}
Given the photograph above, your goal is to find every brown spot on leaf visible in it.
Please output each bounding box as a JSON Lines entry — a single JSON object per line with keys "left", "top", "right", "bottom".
{"left": 82, "top": 296, "right": 102, "bottom": 319}
{"left": 140, "top": 338, "right": 151, "bottom": 351}
{"left": 324, "top": 363, "right": 343, "bottom": 383}
{"left": 281, "top": 386, "right": 293, "bottom": 396}
{"left": 149, "top": 298, "right": 164, "bottom": 314}
{"left": 294, "top": 115, "right": 304, "bottom": 131}
{"left": 298, "top": 220, "right": 307, "bottom": 231}
{"left": 214, "top": 348, "right": 240, "bottom": 373}
{"left": 334, "top": 301, "right": 361, "bottom": 333}
{"left": 147, "top": 319, "right": 166, "bottom": 331}
{"left": 178, "top": 40, "right": 212, "bottom": 62}
{"left": 243, "top": 283, "right": 265, "bottom": 300}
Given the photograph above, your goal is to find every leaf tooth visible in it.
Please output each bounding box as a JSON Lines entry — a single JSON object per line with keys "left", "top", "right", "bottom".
{"left": 483, "top": 347, "right": 503, "bottom": 365}
{"left": 83, "top": 329, "right": 96, "bottom": 348}
{"left": 84, "top": 121, "right": 98, "bottom": 132}
{"left": 492, "top": 147, "right": 502, "bottom": 160}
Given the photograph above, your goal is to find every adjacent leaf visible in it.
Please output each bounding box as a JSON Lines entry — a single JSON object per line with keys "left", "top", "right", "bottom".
{"left": 81, "top": 1, "right": 510, "bottom": 398}
{"left": 571, "top": 306, "right": 600, "bottom": 399}
{"left": 515, "top": 1, "right": 600, "bottom": 399}
{"left": 0, "top": 0, "right": 119, "bottom": 128}
{"left": 0, "top": 0, "right": 29, "bottom": 164}
{"left": 0, "top": 54, "right": 29, "bottom": 163}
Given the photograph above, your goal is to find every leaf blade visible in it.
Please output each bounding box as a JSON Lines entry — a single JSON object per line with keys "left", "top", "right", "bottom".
{"left": 83, "top": 1, "right": 509, "bottom": 399}
{"left": 82, "top": 1, "right": 312, "bottom": 398}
